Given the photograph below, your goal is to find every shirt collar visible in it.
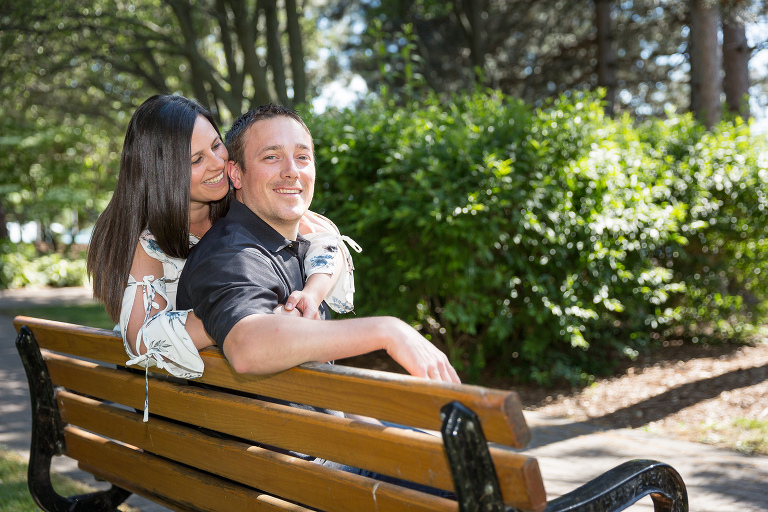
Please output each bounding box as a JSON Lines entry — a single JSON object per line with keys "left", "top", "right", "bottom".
{"left": 227, "top": 199, "right": 309, "bottom": 254}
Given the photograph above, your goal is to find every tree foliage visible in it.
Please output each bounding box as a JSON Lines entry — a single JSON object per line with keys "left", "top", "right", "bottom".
{"left": 0, "top": 0, "right": 314, "bottom": 239}
{"left": 323, "top": 0, "right": 768, "bottom": 121}
{"left": 1, "top": 0, "right": 310, "bottom": 124}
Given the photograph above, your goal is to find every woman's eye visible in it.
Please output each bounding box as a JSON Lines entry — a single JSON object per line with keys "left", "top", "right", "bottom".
{"left": 191, "top": 157, "right": 202, "bottom": 165}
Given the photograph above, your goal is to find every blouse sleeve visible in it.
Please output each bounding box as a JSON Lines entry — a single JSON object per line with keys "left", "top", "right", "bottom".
{"left": 119, "top": 274, "right": 205, "bottom": 422}
{"left": 119, "top": 275, "right": 204, "bottom": 379}
{"left": 301, "top": 212, "right": 362, "bottom": 314}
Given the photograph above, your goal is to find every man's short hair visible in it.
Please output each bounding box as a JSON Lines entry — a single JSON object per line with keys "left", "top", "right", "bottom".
{"left": 225, "top": 104, "right": 312, "bottom": 172}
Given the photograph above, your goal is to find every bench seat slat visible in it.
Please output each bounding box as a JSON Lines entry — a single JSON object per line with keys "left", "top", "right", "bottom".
{"left": 15, "top": 316, "right": 529, "bottom": 448}
{"left": 45, "top": 350, "right": 543, "bottom": 510}
{"left": 64, "top": 426, "right": 311, "bottom": 512}
{"left": 59, "top": 391, "right": 458, "bottom": 512}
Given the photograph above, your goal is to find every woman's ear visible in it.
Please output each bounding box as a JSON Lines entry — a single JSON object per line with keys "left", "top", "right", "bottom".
{"left": 227, "top": 161, "right": 242, "bottom": 190}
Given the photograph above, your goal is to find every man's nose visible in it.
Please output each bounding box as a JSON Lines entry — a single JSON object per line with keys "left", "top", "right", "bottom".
{"left": 280, "top": 158, "right": 299, "bottom": 178}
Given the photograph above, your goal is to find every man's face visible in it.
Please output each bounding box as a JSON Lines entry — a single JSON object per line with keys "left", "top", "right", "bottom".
{"left": 228, "top": 116, "right": 315, "bottom": 239}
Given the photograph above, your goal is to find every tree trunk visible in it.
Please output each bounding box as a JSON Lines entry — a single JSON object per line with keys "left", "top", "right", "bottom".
{"left": 232, "top": 0, "right": 272, "bottom": 107}
{"left": 459, "top": 0, "right": 485, "bottom": 82}
{"left": 285, "top": 0, "right": 306, "bottom": 105}
{"left": 285, "top": 0, "right": 307, "bottom": 105}
{"left": 722, "top": 14, "right": 750, "bottom": 119}
{"left": 689, "top": 0, "right": 722, "bottom": 129}
{"left": 595, "top": 0, "right": 617, "bottom": 117}
{"left": 0, "top": 202, "right": 9, "bottom": 240}
{"left": 167, "top": 0, "right": 240, "bottom": 121}
{"left": 264, "top": 0, "right": 290, "bottom": 106}
{"left": 217, "top": 0, "right": 244, "bottom": 104}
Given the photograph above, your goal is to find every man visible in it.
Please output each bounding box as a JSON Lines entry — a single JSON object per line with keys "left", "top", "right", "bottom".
{"left": 177, "top": 105, "right": 459, "bottom": 384}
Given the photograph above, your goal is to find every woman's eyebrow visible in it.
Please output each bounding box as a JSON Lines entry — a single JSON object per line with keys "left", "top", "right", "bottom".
{"left": 191, "top": 136, "right": 220, "bottom": 158}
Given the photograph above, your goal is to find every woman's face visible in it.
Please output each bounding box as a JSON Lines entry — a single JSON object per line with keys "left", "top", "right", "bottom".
{"left": 189, "top": 115, "right": 229, "bottom": 206}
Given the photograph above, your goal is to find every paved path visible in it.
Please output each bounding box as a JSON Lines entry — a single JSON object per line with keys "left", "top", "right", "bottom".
{"left": 2, "top": 286, "right": 767, "bottom": 511}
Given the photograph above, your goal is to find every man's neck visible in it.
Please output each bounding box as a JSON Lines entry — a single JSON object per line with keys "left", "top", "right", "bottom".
{"left": 234, "top": 197, "right": 299, "bottom": 241}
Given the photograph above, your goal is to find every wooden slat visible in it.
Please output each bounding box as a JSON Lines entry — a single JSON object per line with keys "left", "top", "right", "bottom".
{"left": 14, "top": 316, "right": 530, "bottom": 447}
{"left": 45, "top": 352, "right": 455, "bottom": 490}
{"left": 59, "top": 392, "right": 458, "bottom": 512}
{"left": 45, "top": 351, "right": 545, "bottom": 510}
{"left": 63, "top": 426, "right": 310, "bottom": 512}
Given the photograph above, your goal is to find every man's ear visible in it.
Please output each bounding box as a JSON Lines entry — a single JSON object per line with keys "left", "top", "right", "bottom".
{"left": 227, "top": 161, "right": 243, "bottom": 190}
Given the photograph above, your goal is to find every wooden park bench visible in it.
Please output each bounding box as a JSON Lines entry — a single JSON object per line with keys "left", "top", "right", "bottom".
{"left": 14, "top": 315, "right": 689, "bottom": 512}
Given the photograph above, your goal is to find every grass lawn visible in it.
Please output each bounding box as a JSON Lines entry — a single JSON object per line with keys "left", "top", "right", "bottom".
{"left": 0, "top": 303, "right": 114, "bottom": 330}
{"left": 0, "top": 447, "right": 135, "bottom": 512}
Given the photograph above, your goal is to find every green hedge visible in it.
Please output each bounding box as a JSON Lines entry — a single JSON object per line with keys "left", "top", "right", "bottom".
{"left": 309, "top": 91, "right": 768, "bottom": 384}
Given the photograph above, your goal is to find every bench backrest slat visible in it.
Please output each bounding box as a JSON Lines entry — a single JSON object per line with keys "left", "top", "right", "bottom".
{"left": 66, "top": 426, "right": 312, "bottom": 512}
{"left": 59, "top": 391, "right": 457, "bottom": 512}
{"left": 16, "top": 316, "right": 529, "bottom": 447}
{"left": 45, "top": 350, "right": 540, "bottom": 508}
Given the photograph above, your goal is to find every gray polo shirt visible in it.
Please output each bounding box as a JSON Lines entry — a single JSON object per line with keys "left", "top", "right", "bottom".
{"left": 177, "top": 199, "right": 330, "bottom": 349}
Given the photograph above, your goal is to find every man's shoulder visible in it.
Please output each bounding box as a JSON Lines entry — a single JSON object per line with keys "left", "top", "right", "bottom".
{"left": 186, "top": 221, "right": 274, "bottom": 273}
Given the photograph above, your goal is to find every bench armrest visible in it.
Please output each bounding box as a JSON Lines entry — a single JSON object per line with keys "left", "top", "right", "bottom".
{"left": 544, "top": 459, "right": 688, "bottom": 512}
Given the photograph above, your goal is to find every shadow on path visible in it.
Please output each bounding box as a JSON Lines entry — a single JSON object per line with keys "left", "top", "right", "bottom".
{"left": 524, "top": 363, "right": 768, "bottom": 451}
{"left": 590, "top": 363, "right": 768, "bottom": 429}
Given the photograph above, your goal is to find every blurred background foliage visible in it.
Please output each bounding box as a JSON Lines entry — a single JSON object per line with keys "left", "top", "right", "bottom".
{"left": 310, "top": 91, "right": 768, "bottom": 383}
{"left": 1, "top": 0, "right": 768, "bottom": 383}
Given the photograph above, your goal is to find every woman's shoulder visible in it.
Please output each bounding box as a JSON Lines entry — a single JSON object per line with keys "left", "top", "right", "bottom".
{"left": 136, "top": 230, "right": 188, "bottom": 280}
{"left": 138, "top": 230, "right": 167, "bottom": 260}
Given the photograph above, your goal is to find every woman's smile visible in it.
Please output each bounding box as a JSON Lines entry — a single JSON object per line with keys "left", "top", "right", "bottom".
{"left": 203, "top": 171, "right": 225, "bottom": 185}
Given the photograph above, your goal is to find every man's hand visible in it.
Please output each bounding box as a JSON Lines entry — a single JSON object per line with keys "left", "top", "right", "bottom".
{"left": 274, "top": 290, "right": 322, "bottom": 319}
{"left": 383, "top": 319, "right": 461, "bottom": 384}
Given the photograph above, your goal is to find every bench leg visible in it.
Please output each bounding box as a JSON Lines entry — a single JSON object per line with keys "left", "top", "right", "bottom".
{"left": 15, "top": 326, "right": 132, "bottom": 512}
{"left": 441, "top": 401, "right": 506, "bottom": 512}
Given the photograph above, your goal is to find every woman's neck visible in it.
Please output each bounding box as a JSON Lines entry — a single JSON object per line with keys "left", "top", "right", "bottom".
{"left": 188, "top": 203, "right": 212, "bottom": 239}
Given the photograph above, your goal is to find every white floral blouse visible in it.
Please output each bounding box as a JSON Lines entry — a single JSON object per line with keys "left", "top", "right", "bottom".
{"left": 120, "top": 218, "right": 360, "bottom": 421}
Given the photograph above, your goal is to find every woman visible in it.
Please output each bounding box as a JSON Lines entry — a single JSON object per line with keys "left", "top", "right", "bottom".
{"left": 87, "top": 94, "right": 359, "bottom": 385}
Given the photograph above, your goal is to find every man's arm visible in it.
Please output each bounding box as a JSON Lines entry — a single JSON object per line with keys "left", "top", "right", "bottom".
{"left": 223, "top": 314, "right": 460, "bottom": 384}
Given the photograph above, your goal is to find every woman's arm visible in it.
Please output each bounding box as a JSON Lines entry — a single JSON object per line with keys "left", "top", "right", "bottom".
{"left": 292, "top": 210, "right": 361, "bottom": 316}
{"left": 121, "top": 243, "right": 211, "bottom": 378}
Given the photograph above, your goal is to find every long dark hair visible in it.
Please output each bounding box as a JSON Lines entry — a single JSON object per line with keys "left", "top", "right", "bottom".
{"left": 87, "top": 94, "right": 231, "bottom": 321}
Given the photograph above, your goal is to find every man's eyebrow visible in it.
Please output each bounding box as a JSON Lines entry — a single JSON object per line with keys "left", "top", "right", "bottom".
{"left": 257, "top": 144, "right": 283, "bottom": 155}
{"left": 257, "top": 143, "right": 312, "bottom": 154}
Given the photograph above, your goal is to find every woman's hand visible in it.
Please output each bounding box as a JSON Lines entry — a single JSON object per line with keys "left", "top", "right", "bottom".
{"left": 273, "top": 290, "right": 323, "bottom": 319}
